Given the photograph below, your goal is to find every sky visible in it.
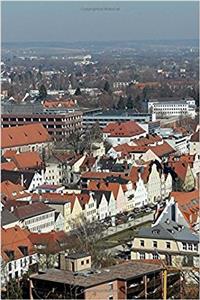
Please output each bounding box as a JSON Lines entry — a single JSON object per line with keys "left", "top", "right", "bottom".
{"left": 1, "top": 1, "right": 199, "bottom": 43}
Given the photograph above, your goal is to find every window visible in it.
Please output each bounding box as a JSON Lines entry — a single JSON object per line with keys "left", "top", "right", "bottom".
{"left": 8, "top": 262, "right": 12, "bottom": 272}
{"left": 152, "top": 253, "right": 159, "bottom": 259}
{"left": 86, "top": 259, "right": 89, "bottom": 264}
{"left": 139, "top": 253, "right": 145, "bottom": 259}
{"left": 188, "top": 244, "right": 193, "bottom": 251}
{"left": 81, "top": 261, "right": 84, "bottom": 265}
{"left": 30, "top": 256, "right": 32, "bottom": 264}
{"left": 166, "top": 242, "right": 171, "bottom": 249}
{"left": 194, "top": 244, "right": 198, "bottom": 251}
{"left": 15, "top": 271, "right": 19, "bottom": 279}
{"left": 108, "top": 283, "right": 113, "bottom": 290}
{"left": 182, "top": 242, "right": 187, "bottom": 250}
{"left": 108, "top": 296, "right": 113, "bottom": 300}
{"left": 140, "top": 240, "right": 144, "bottom": 247}
{"left": 153, "top": 241, "right": 157, "bottom": 248}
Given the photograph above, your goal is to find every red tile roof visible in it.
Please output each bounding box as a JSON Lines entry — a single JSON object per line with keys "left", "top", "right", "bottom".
{"left": 43, "top": 99, "right": 75, "bottom": 109}
{"left": 168, "top": 161, "right": 189, "bottom": 182}
{"left": 1, "top": 123, "right": 51, "bottom": 149}
{"left": 13, "top": 202, "right": 54, "bottom": 220}
{"left": 28, "top": 230, "right": 70, "bottom": 254}
{"left": 11, "top": 151, "right": 43, "bottom": 170}
{"left": 103, "top": 121, "right": 145, "bottom": 137}
{"left": 132, "top": 134, "right": 162, "bottom": 146}
{"left": 1, "top": 180, "right": 30, "bottom": 200}
{"left": 190, "top": 130, "right": 200, "bottom": 142}
{"left": 1, "top": 226, "right": 36, "bottom": 262}
{"left": 88, "top": 181, "right": 120, "bottom": 199}
{"left": 1, "top": 161, "right": 18, "bottom": 171}
{"left": 113, "top": 143, "right": 148, "bottom": 154}
{"left": 148, "top": 141, "right": 175, "bottom": 158}
{"left": 171, "top": 190, "right": 199, "bottom": 228}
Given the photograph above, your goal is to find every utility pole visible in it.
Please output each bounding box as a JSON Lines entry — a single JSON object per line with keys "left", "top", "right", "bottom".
{"left": 163, "top": 269, "right": 167, "bottom": 300}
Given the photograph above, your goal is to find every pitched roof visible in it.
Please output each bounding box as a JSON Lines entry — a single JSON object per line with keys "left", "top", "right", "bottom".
{"left": 190, "top": 130, "right": 199, "bottom": 142}
{"left": 137, "top": 220, "right": 199, "bottom": 242}
{"left": 168, "top": 161, "right": 189, "bottom": 182}
{"left": 31, "top": 192, "right": 74, "bottom": 204}
{"left": 28, "top": 231, "right": 70, "bottom": 254}
{"left": 132, "top": 134, "right": 162, "bottom": 146}
{"left": 1, "top": 161, "right": 18, "bottom": 171}
{"left": 11, "top": 151, "right": 43, "bottom": 170}
{"left": 13, "top": 202, "right": 54, "bottom": 220}
{"left": 1, "top": 170, "right": 35, "bottom": 189}
{"left": 148, "top": 141, "right": 175, "bottom": 158}
{"left": 171, "top": 190, "right": 199, "bottom": 227}
{"left": 88, "top": 181, "right": 120, "bottom": 200}
{"left": 103, "top": 121, "right": 145, "bottom": 137}
{"left": 113, "top": 143, "right": 148, "bottom": 154}
{"left": 1, "top": 226, "right": 36, "bottom": 262}
{"left": 80, "top": 156, "right": 96, "bottom": 171}
{"left": 1, "top": 123, "right": 51, "bottom": 149}
{"left": 1, "top": 180, "right": 30, "bottom": 200}
{"left": 1, "top": 208, "right": 19, "bottom": 227}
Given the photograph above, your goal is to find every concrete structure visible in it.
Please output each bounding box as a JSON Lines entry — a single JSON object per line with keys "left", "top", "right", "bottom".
{"left": 148, "top": 98, "right": 196, "bottom": 118}
{"left": 1, "top": 104, "right": 83, "bottom": 141}
{"left": 83, "top": 110, "right": 156, "bottom": 129}
{"left": 13, "top": 202, "right": 55, "bottom": 233}
{"left": 31, "top": 261, "right": 168, "bottom": 300}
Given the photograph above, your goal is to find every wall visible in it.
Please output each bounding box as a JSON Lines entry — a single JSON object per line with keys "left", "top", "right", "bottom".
{"left": 85, "top": 280, "right": 126, "bottom": 300}
{"left": 23, "top": 211, "right": 55, "bottom": 233}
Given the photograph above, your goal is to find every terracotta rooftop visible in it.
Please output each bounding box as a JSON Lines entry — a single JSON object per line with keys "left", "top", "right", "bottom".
{"left": 171, "top": 190, "right": 199, "bottom": 227}
{"left": 13, "top": 202, "right": 54, "bottom": 220}
{"left": 11, "top": 151, "right": 43, "bottom": 170}
{"left": 148, "top": 141, "right": 175, "bottom": 158}
{"left": 1, "top": 226, "right": 36, "bottom": 262}
{"left": 28, "top": 230, "right": 70, "bottom": 254}
{"left": 1, "top": 123, "right": 51, "bottom": 149}
{"left": 190, "top": 130, "right": 200, "bottom": 142}
{"left": 1, "top": 161, "right": 18, "bottom": 171}
{"left": 1, "top": 180, "right": 30, "bottom": 200}
{"left": 103, "top": 121, "right": 145, "bottom": 137}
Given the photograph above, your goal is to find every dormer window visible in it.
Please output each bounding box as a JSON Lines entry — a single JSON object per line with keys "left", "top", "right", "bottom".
{"left": 12, "top": 192, "right": 17, "bottom": 196}
{"left": 19, "top": 246, "right": 28, "bottom": 256}
{"left": 5, "top": 250, "right": 14, "bottom": 260}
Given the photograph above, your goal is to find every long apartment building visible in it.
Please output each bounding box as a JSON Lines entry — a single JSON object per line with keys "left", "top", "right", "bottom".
{"left": 148, "top": 98, "right": 196, "bottom": 118}
{"left": 1, "top": 104, "right": 83, "bottom": 141}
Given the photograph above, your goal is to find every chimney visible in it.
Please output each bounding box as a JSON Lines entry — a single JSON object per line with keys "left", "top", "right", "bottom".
{"left": 10, "top": 206, "right": 14, "bottom": 212}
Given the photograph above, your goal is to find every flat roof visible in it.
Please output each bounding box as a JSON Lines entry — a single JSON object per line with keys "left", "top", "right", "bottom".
{"left": 31, "top": 261, "right": 162, "bottom": 288}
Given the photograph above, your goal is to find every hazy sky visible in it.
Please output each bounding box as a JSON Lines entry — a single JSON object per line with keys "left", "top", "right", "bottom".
{"left": 2, "top": 1, "right": 199, "bottom": 43}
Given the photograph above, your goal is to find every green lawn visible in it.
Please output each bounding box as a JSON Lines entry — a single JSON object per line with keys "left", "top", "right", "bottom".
{"left": 97, "top": 221, "right": 151, "bottom": 249}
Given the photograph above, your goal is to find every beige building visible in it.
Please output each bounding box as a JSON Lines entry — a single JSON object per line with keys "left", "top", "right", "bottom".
{"left": 131, "top": 220, "right": 199, "bottom": 268}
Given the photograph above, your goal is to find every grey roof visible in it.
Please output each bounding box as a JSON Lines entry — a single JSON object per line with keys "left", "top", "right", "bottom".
{"left": 1, "top": 170, "right": 35, "bottom": 189}
{"left": 67, "top": 252, "right": 90, "bottom": 259}
{"left": 31, "top": 261, "right": 162, "bottom": 288}
{"left": 90, "top": 190, "right": 111, "bottom": 208}
{"left": 1, "top": 208, "right": 19, "bottom": 226}
{"left": 137, "top": 220, "right": 199, "bottom": 243}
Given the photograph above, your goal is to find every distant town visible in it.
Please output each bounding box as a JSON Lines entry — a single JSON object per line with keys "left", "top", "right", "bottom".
{"left": 1, "top": 36, "right": 199, "bottom": 300}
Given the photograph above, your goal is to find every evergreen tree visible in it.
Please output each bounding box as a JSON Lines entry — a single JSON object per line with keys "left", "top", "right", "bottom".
{"left": 38, "top": 84, "right": 47, "bottom": 100}
{"left": 126, "top": 95, "right": 133, "bottom": 109}
{"left": 117, "top": 96, "right": 126, "bottom": 110}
